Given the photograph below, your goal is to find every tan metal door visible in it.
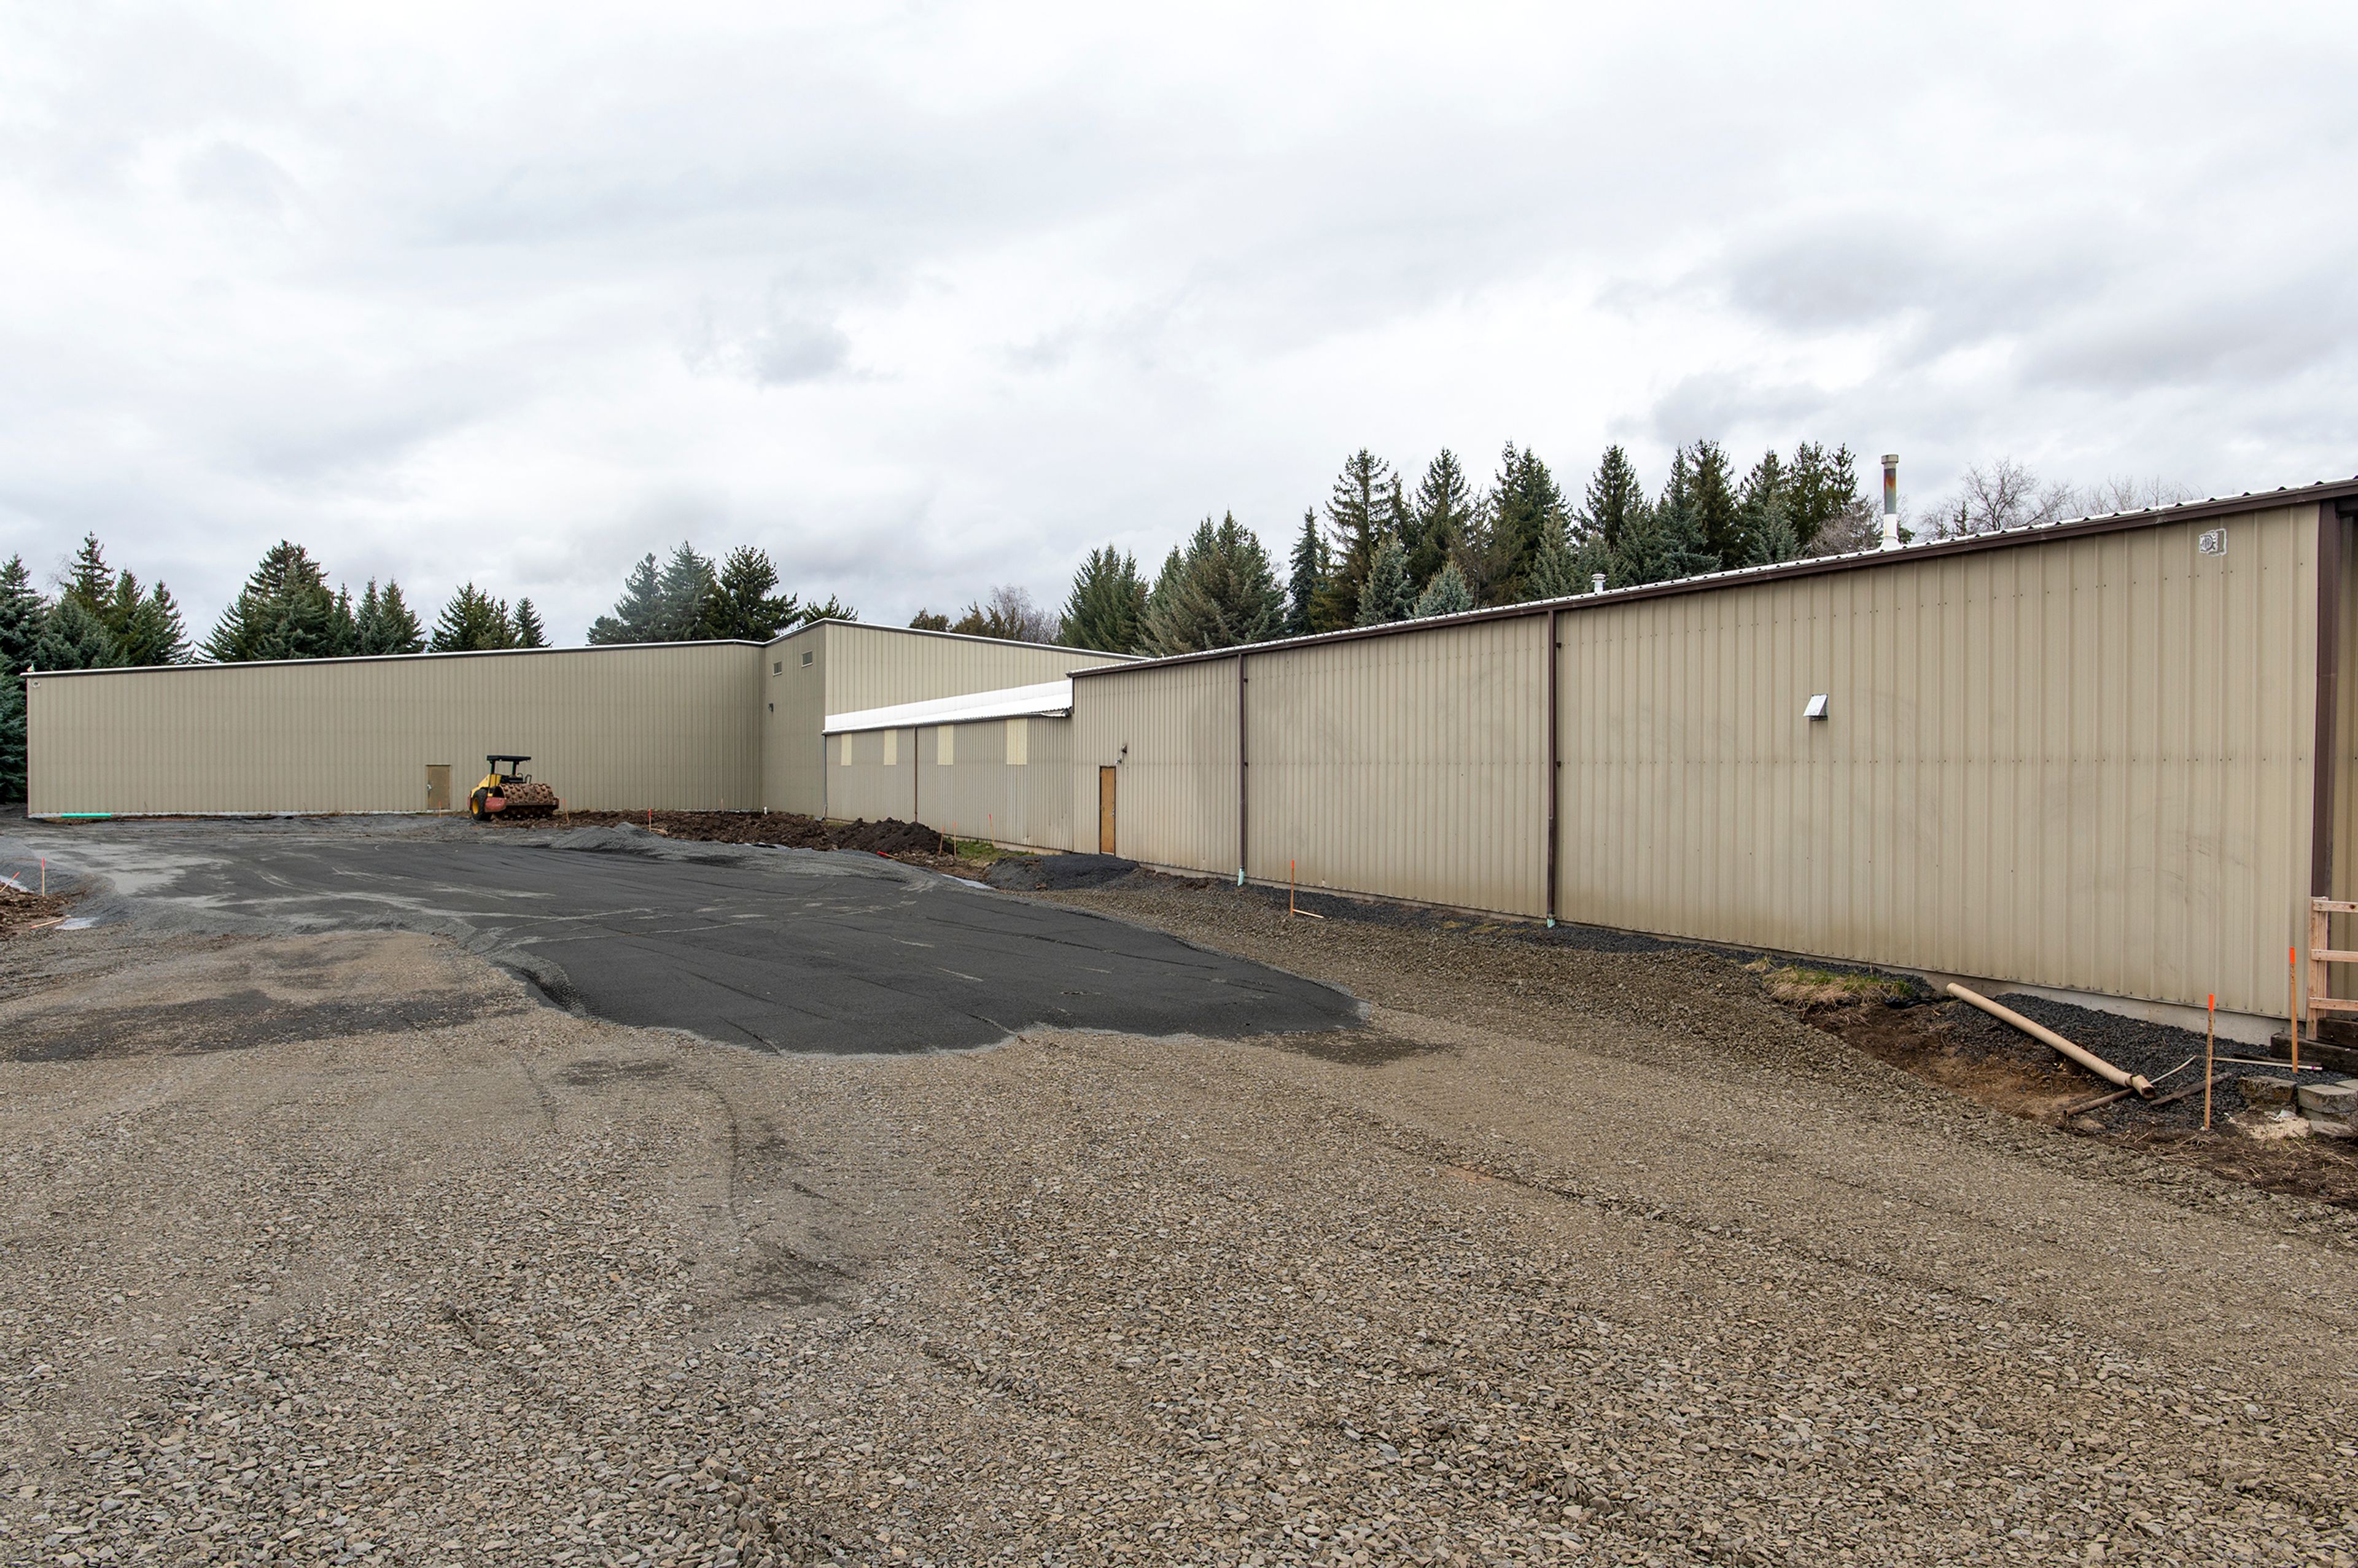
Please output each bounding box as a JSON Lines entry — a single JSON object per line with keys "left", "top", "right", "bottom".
{"left": 1098, "top": 767, "right": 1116, "bottom": 854}
{"left": 425, "top": 765, "right": 451, "bottom": 813}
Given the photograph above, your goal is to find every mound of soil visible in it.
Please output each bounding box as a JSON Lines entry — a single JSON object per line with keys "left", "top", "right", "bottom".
{"left": 507, "top": 809, "right": 942, "bottom": 856}
{"left": 0, "top": 885, "right": 72, "bottom": 940}
{"left": 985, "top": 853, "right": 1138, "bottom": 892}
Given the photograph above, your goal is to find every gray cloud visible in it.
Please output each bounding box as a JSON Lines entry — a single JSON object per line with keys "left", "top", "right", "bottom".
{"left": 1, "top": 3, "right": 2354, "bottom": 640}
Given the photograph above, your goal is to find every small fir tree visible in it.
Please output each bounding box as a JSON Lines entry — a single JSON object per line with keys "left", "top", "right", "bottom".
{"left": 32, "top": 598, "right": 122, "bottom": 670}
{"left": 352, "top": 580, "right": 426, "bottom": 654}
{"left": 1313, "top": 450, "right": 1400, "bottom": 628}
{"left": 1521, "top": 524, "right": 1589, "bottom": 600}
{"left": 0, "top": 555, "right": 44, "bottom": 677}
{"left": 908, "top": 609, "right": 951, "bottom": 631}
{"left": 587, "top": 554, "right": 665, "bottom": 644}
{"left": 429, "top": 584, "right": 516, "bottom": 652}
{"left": 204, "top": 543, "right": 341, "bottom": 661}
{"left": 1578, "top": 445, "right": 1648, "bottom": 557}
{"left": 512, "top": 599, "right": 548, "bottom": 648}
{"left": 1355, "top": 536, "right": 1415, "bottom": 626}
{"left": 1059, "top": 546, "right": 1148, "bottom": 653}
{"left": 655, "top": 543, "right": 715, "bottom": 641}
{"left": 1411, "top": 559, "right": 1474, "bottom": 618}
{"left": 61, "top": 535, "right": 112, "bottom": 615}
{"left": 1685, "top": 439, "right": 1743, "bottom": 567}
{"left": 1139, "top": 514, "right": 1286, "bottom": 656}
{"left": 703, "top": 547, "right": 798, "bottom": 640}
{"left": 1490, "top": 443, "right": 1572, "bottom": 595}
{"left": 0, "top": 669, "right": 22, "bottom": 804}
{"left": 798, "top": 595, "right": 857, "bottom": 624}
{"left": 112, "top": 580, "right": 189, "bottom": 666}
{"left": 1407, "top": 451, "right": 1477, "bottom": 589}
{"left": 1783, "top": 442, "right": 1863, "bottom": 551}
{"left": 1285, "top": 510, "right": 1332, "bottom": 635}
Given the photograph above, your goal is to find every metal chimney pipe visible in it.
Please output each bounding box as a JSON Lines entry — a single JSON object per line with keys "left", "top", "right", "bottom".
{"left": 1880, "top": 453, "right": 1901, "bottom": 551}
{"left": 1591, "top": 572, "right": 1607, "bottom": 594}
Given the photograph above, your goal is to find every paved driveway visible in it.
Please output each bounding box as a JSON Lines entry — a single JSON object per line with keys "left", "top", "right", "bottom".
{"left": 4, "top": 819, "right": 1357, "bottom": 1053}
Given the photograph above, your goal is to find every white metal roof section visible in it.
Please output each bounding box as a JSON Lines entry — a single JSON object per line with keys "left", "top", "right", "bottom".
{"left": 824, "top": 679, "right": 1072, "bottom": 735}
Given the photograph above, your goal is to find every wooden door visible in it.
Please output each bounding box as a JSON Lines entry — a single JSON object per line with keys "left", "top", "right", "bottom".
{"left": 425, "top": 765, "right": 451, "bottom": 813}
{"left": 1098, "top": 767, "right": 1117, "bottom": 854}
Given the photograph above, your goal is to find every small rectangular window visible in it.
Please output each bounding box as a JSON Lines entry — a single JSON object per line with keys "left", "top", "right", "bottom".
{"left": 773, "top": 661, "right": 782, "bottom": 675}
{"left": 801, "top": 650, "right": 813, "bottom": 667}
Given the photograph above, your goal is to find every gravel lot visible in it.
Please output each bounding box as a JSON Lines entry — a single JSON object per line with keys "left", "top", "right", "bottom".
{"left": 5, "top": 867, "right": 2358, "bottom": 1567}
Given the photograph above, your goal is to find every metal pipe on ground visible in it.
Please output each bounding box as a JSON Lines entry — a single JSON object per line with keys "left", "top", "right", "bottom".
{"left": 1944, "top": 982, "right": 2155, "bottom": 1096}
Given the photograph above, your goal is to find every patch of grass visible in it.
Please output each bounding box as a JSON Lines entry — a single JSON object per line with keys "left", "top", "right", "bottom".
{"left": 1746, "top": 959, "right": 1915, "bottom": 1008}
{"left": 950, "top": 838, "right": 1017, "bottom": 863}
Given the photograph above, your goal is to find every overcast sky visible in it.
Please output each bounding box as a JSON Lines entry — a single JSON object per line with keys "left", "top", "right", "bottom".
{"left": 2, "top": 2, "right": 2351, "bottom": 642}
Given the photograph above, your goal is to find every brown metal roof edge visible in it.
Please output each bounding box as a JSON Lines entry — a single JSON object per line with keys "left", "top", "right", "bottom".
{"left": 1073, "top": 474, "right": 2358, "bottom": 679}
{"left": 769, "top": 616, "right": 1140, "bottom": 662}
{"left": 18, "top": 637, "right": 772, "bottom": 680}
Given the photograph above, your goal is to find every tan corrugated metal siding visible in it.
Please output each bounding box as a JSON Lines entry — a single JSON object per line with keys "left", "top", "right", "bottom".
{"left": 807, "top": 622, "right": 1129, "bottom": 713}
{"left": 825, "top": 726, "right": 919, "bottom": 824}
{"left": 26, "top": 643, "right": 761, "bottom": 816}
{"left": 1557, "top": 502, "right": 2321, "bottom": 1017}
{"left": 906, "top": 716, "right": 1075, "bottom": 848}
{"left": 1246, "top": 618, "right": 1548, "bottom": 915}
{"left": 761, "top": 629, "right": 830, "bottom": 815}
{"left": 1070, "top": 659, "right": 1240, "bottom": 867}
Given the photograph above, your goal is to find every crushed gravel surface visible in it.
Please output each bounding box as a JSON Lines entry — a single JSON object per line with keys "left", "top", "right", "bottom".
{"left": 4, "top": 864, "right": 2357, "bottom": 1566}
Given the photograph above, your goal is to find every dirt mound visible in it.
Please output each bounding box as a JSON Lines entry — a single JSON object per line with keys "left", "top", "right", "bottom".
{"left": 0, "top": 884, "right": 71, "bottom": 940}
{"left": 985, "top": 853, "right": 1138, "bottom": 891}
{"left": 497, "top": 809, "right": 943, "bottom": 856}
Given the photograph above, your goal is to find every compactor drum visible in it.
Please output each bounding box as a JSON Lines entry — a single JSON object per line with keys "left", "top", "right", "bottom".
{"left": 469, "top": 755, "right": 559, "bottom": 820}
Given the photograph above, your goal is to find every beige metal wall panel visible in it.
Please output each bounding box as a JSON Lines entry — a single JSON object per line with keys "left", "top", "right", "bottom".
{"left": 815, "top": 623, "right": 1129, "bottom": 714}
{"left": 2327, "top": 508, "right": 2357, "bottom": 1006}
{"left": 26, "top": 643, "right": 762, "bottom": 817}
{"left": 1557, "top": 503, "right": 2319, "bottom": 1017}
{"left": 1070, "top": 660, "right": 1240, "bottom": 867}
{"left": 910, "top": 716, "right": 1076, "bottom": 849}
{"left": 825, "top": 726, "right": 920, "bottom": 823}
{"left": 1246, "top": 618, "right": 1549, "bottom": 915}
{"left": 761, "top": 628, "right": 830, "bottom": 815}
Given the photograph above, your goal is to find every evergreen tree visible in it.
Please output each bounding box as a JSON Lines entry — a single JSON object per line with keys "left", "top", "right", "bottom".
{"left": 1620, "top": 452, "right": 1718, "bottom": 586}
{"left": 702, "top": 547, "right": 798, "bottom": 640}
{"left": 655, "top": 543, "right": 715, "bottom": 641}
{"left": 203, "top": 543, "right": 341, "bottom": 662}
{"left": 1139, "top": 514, "right": 1286, "bottom": 657}
{"left": 587, "top": 554, "right": 665, "bottom": 644}
{"left": 1683, "top": 440, "right": 1743, "bottom": 566}
{"left": 1578, "top": 446, "right": 1648, "bottom": 556}
{"left": 1355, "top": 536, "right": 1415, "bottom": 626}
{"left": 1285, "top": 510, "right": 1333, "bottom": 635}
{"left": 32, "top": 598, "right": 122, "bottom": 670}
{"left": 1411, "top": 559, "right": 1474, "bottom": 618}
{"left": 62, "top": 535, "right": 112, "bottom": 615}
{"left": 1059, "top": 546, "right": 1148, "bottom": 653}
{"left": 429, "top": 584, "right": 516, "bottom": 652}
{"left": 908, "top": 609, "right": 951, "bottom": 631}
{"left": 1313, "top": 451, "right": 1400, "bottom": 628}
{"left": 1740, "top": 450, "right": 1801, "bottom": 565}
{"left": 798, "top": 595, "right": 857, "bottom": 624}
{"left": 512, "top": 599, "right": 548, "bottom": 648}
{"left": 1490, "top": 443, "right": 1572, "bottom": 596}
{"left": 352, "top": 580, "right": 426, "bottom": 654}
{"left": 0, "top": 556, "right": 44, "bottom": 677}
{"left": 1522, "top": 523, "right": 1590, "bottom": 599}
{"left": 1784, "top": 441, "right": 1863, "bottom": 551}
{"left": 112, "top": 580, "right": 189, "bottom": 666}
{"left": 0, "top": 669, "right": 21, "bottom": 804}
{"left": 1407, "top": 451, "right": 1477, "bottom": 591}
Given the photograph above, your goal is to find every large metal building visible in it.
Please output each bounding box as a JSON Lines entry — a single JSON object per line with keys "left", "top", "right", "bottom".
{"left": 23, "top": 476, "right": 2358, "bottom": 1033}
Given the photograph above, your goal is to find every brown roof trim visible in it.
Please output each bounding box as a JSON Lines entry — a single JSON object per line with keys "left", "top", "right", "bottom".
{"left": 1075, "top": 474, "right": 2358, "bottom": 678}
{"left": 769, "top": 616, "right": 1138, "bottom": 661}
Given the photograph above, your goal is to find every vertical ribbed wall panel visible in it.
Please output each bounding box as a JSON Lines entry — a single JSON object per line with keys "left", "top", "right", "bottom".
{"left": 1555, "top": 503, "right": 2317, "bottom": 1017}
{"left": 1245, "top": 617, "right": 1546, "bottom": 915}
{"left": 1070, "top": 661, "right": 1240, "bottom": 869}
{"left": 26, "top": 642, "right": 764, "bottom": 816}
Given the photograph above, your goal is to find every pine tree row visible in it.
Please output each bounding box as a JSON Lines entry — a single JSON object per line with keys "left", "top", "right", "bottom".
{"left": 587, "top": 543, "right": 852, "bottom": 645}
{"left": 1032, "top": 440, "right": 1871, "bottom": 658}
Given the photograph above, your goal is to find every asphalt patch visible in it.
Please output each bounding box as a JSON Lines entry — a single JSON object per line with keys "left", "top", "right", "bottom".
{"left": 14, "top": 822, "right": 1361, "bottom": 1055}
{"left": 6, "top": 986, "right": 500, "bottom": 1062}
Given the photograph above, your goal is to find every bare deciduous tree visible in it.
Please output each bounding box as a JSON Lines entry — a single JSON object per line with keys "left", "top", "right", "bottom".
{"left": 949, "top": 584, "right": 1058, "bottom": 643}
